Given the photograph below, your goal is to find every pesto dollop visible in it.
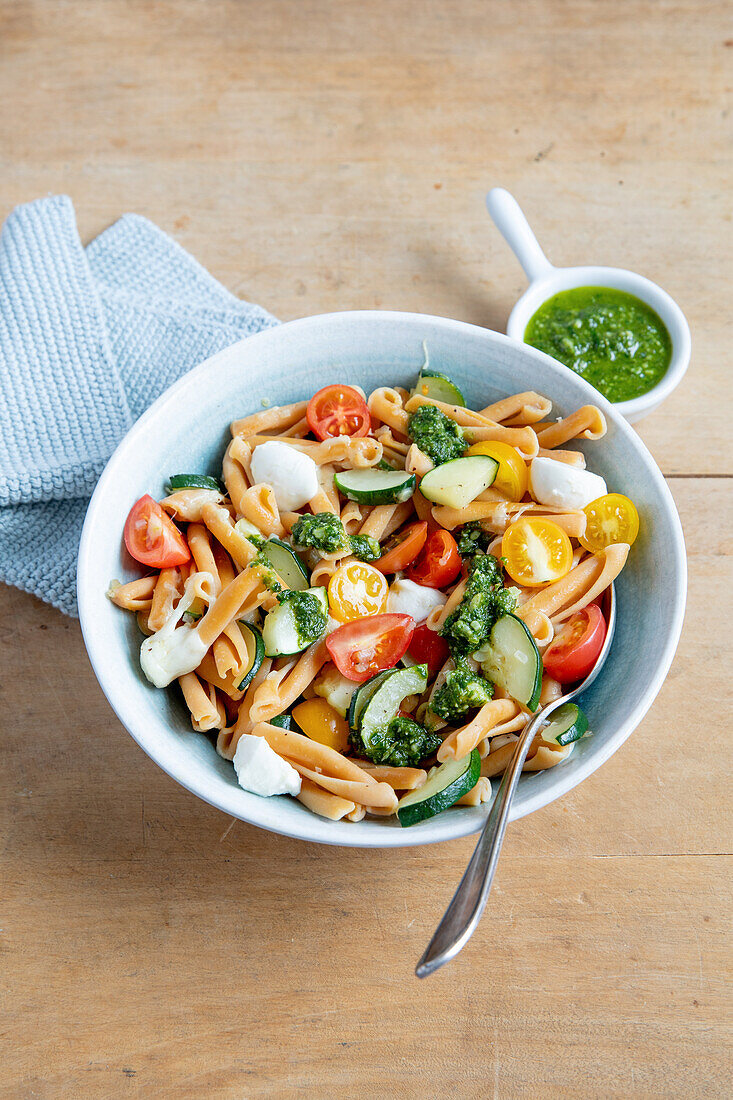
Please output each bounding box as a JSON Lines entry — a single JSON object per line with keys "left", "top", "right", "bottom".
{"left": 524, "top": 286, "right": 672, "bottom": 403}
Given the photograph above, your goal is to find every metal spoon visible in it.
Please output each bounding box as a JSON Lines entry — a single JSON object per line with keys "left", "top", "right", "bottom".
{"left": 416, "top": 586, "right": 616, "bottom": 978}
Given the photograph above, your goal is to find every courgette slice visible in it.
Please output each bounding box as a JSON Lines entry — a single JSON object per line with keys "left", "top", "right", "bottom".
{"left": 347, "top": 669, "right": 394, "bottom": 732}
{"left": 259, "top": 537, "right": 310, "bottom": 591}
{"left": 397, "top": 749, "right": 481, "bottom": 826}
{"left": 541, "top": 702, "right": 588, "bottom": 746}
{"left": 334, "top": 468, "right": 416, "bottom": 505}
{"left": 262, "top": 587, "right": 328, "bottom": 658}
{"left": 269, "top": 713, "right": 292, "bottom": 730}
{"left": 411, "top": 368, "right": 466, "bottom": 408}
{"left": 358, "top": 664, "right": 428, "bottom": 755}
{"left": 419, "top": 455, "right": 498, "bottom": 509}
{"left": 480, "top": 613, "right": 542, "bottom": 711}
{"left": 167, "top": 474, "right": 223, "bottom": 493}
{"left": 236, "top": 622, "right": 265, "bottom": 690}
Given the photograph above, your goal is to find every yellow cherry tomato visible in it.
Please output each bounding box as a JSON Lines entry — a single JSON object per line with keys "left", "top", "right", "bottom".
{"left": 291, "top": 698, "right": 350, "bottom": 752}
{"left": 467, "top": 441, "right": 528, "bottom": 500}
{"left": 579, "top": 493, "right": 640, "bottom": 552}
{"left": 328, "top": 561, "right": 388, "bottom": 622}
{"left": 502, "top": 517, "right": 573, "bottom": 587}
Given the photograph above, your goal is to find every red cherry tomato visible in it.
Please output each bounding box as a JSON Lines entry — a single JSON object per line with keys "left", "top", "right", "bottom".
{"left": 407, "top": 529, "right": 462, "bottom": 588}
{"left": 406, "top": 623, "right": 451, "bottom": 677}
{"left": 375, "top": 521, "right": 428, "bottom": 574}
{"left": 123, "top": 495, "right": 191, "bottom": 569}
{"left": 306, "top": 384, "right": 371, "bottom": 441}
{"left": 325, "top": 614, "right": 416, "bottom": 682}
{"left": 542, "top": 605, "right": 606, "bottom": 683}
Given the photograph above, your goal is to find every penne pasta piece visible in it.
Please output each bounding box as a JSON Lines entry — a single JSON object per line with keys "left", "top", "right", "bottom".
{"left": 479, "top": 391, "right": 552, "bottom": 425}
{"left": 404, "top": 393, "right": 499, "bottom": 427}
{"left": 477, "top": 711, "right": 528, "bottom": 757}
{"left": 426, "top": 578, "right": 466, "bottom": 631}
{"left": 230, "top": 400, "right": 309, "bottom": 439}
{"left": 340, "top": 500, "right": 364, "bottom": 535}
{"left": 381, "top": 499, "right": 417, "bottom": 539}
{"left": 354, "top": 763, "right": 428, "bottom": 790}
{"left": 148, "top": 567, "right": 183, "bottom": 632}
{"left": 536, "top": 406, "right": 606, "bottom": 448}
{"left": 222, "top": 436, "right": 254, "bottom": 513}
{"left": 431, "top": 500, "right": 586, "bottom": 539}
{"left": 179, "top": 672, "right": 225, "bottom": 731}
{"left": 367, "top": 387, "right": 410, "bottom": 435}
{"left": 201, "top": 501, "right": 259, "bottom": 570}
{"left": 308, "top": 463, "right": 340, "bottom": 515}
{"left": 287, "top": 762, "right": 399, "bottom": 810}
{"left": 107, "top": 575, "right": 157, "bottom": 611}
{"left": 406, "top": 443, "right": 434, "bottom": 478}
{"left": 239, "top": 484, "right": 284, "bottom": 537}
{"left": 196, "top": 650, "right": 245, "bottom": 701}
{"left": 552, "top": 543, "right": 629, "bottom": 624}
{"left": 539, "top": 675, "right": 564, "bottom": 705}
{"left": 437, "top": 699, "right": 520, "bottom": 762}
{"left": 537, "top": 447, "right": 586, "bottom": 468}
{"left": 137, "top": 610, "right": 153, "bottom": 635}
{"left": 217, "top": 657, "right": 273, "bottom": 758}
{"left": 255, "top": 723, "right": 379, "bottom": 784}
{"left": 245, "top": 435, "right": 383, "bottom": 468}
{"left": 188, "top": 524, "right": 222, "bottom": 589}
{"left": 248, "top": 641, "right": 331, "bottom": 724}
{"left": 160, "top": 488, "right": 225, "bottom": 522}
{"left": 197, "top": 565, "right": 270, "bottom": 647}
{"left": 296, "top": 778, "right": 356, "bottom": 820}
{"left": 346, "top": 804, "right": 367, "bottom": 822}
{"left": 461, "top": 423, "right": 539, "bottom": 460}
{"left": 456, "top": 776, "right": 493, "bottom": 806}
{"left": 280, "top": 415, "right": 310, "bottom": 438}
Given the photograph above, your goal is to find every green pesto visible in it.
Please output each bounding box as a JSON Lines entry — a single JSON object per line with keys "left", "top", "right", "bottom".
{"left": 430, "top": 661, "right": 494, "bottom": 721}
{"left": 407, "top": 404, "right": 466, "bottom": 466}
{"left": 524, "top": 286, "right": 671, "bottom": 403}
{"left": 456, "top": 520, "right": 492, "bottom": 558}
{"left": 348, "top": 534, "right": 382, "bottom": 562}
{"left": 350, "top": 714, "right": 442, "bottom": 768}
{"left": 291, "top": 512, "right": 350, "bottom": 554}
{"left": 440, "top": 553, "right": 517, "bottom": 658}
{"left": 276, "top": 589, "right": 327, "bottom": 646}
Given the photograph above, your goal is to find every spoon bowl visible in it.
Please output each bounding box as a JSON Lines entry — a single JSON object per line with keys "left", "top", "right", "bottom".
{"left": 416, "top": 585, "right": 617, "bottom": 978}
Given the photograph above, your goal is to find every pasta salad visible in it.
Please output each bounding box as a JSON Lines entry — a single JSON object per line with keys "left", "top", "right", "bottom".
{"left": 109, "top": 365, "right": 639, "bottom": 826}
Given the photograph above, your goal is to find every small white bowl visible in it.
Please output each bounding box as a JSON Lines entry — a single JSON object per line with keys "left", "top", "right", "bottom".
{"left": 77, "top": 312, "right": 687, "bottom": 848}
{"left": 487, "top": 188, "right": 691, "bottom": 423}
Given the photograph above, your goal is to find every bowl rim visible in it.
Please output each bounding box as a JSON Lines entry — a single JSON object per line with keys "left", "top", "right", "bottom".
{"left": 505, "top": 264, "right": 691, "bottom": 419}
{"left": 77, "top": 309, "right": 687, "bottom": 848}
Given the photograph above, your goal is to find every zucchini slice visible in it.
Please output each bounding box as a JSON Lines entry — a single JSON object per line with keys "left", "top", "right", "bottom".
{"left": 419, "top": 455, "right": 498, "bottom": 509}
{"left": 258, "top": 538, "right": 310, "bottom": 591}
{"left": 262, "top": 587, "right": 328, "bottom": 658}
{"left": 269, "top": 713, "right": 292, "bottom": 730}
{"left": 398, "top": 749, "right": 481, "bottom": 827}
{"left": 358, "top": 664, "right": 428, "bottom": 755}
{"left": 480, "top": 613, "right": 542, "bottom": 711}
{"left": 347, "top": 669, "right": 394, "bottom": 732}
{"left": 411, "top": 368, "right": 466, "bottom": 408}
{"left": 334, "top": 468, "right": 416, "bottom": 505}
{"left": 236, "top": 622, "right": 265, "bottom": 690}
{"left": 541, "top": 702, "right": 588, "bottom": 746}
{"left": 167, "top": 474, "right": 223, "bottom": 493}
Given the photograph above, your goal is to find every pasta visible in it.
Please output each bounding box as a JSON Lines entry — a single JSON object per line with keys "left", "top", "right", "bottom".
{"left": 111, "top": 362, "right": 635, "bottom": 828}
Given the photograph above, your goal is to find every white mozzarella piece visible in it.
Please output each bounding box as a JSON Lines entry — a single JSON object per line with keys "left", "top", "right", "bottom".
{"left": 529, "top": 457, "right": 607, "bottom": 511}
{"left": 387, "top": 578, "right": 446, "bottom": 622}
{"left": 232, "top": 734, "right": 302, "bottom": 797}
{"left": 250, "top": 441, "right": 319, "bottom": 511}
{"left": 139, "top": 574, "right": 210, "bottom": 687}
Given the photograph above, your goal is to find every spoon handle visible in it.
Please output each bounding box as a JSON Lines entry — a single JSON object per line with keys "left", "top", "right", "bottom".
{"left": 486, "top": 188, "right": 554, "bottom": 283}
{"left": 415, "top": 703, "right": 554, "bottom": 978}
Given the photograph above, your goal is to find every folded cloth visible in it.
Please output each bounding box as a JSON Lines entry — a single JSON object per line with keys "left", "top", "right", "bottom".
{"left": 0, "top": 196, "right": 278, "bottom": 616}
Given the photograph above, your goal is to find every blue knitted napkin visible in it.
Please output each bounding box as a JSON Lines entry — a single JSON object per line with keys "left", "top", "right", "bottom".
{"left": 0, "top": 195, "right": 278, "bottom": 615}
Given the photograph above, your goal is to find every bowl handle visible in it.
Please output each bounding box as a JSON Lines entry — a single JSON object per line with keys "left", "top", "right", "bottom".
{"left": 486, "top": 188, "right": 554, "bottom": 284}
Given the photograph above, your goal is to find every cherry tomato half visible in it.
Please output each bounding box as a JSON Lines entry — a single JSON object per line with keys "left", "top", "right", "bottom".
{"left": 543, "top": 604, "right": 607, "bottom": 683}
{"left": 123, "top": 495, "right": 190, "bottom": 568}
{"left": 579, "top": 493, "right": 640, "bottom": 553}
{"left": 328, "top": 561, "right": 388, "bottom": 622}
{"left": 375, "top": 521, "right": 428, "bottom": 574}
{"left": 406, "top": 623, "right": 451, "bottom": 677}
{"left": 502, "top": 517, "right": 573, "bottom": 588}
{"left": 467, "top": 441, "right": 528, "bottom": 500}
{"left": 306, "top": 384, "right": 371, "bottom": 441}
{"left": 407, "top": 529, "right": 462, "bottom": 588}
{"left": 325, "top": 613, "right": 416, "bottom": 682}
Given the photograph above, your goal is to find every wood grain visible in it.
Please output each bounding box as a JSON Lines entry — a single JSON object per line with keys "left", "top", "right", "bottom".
{"left": 1, "top": 2, "right": 731, "bottom": 1096}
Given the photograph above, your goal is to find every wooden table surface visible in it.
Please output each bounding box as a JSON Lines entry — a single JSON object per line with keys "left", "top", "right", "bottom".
{"left": 1, "top": 2, "right": 731, "bottom": 1096}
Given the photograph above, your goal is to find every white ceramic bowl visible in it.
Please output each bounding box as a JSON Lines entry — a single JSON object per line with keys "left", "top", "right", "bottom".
{"left": 77, "top": 311, "right": 687, "bottom": 848}
{"left": 487, "top": 189, "right": 691, "bottom": 423}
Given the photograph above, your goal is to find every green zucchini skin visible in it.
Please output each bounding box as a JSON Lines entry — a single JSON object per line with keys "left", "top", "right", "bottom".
{"left": 258, "top": 538, "right": 310, "bottom": 591}
{"left": 397, "top": 749, "right": 481, "bottom": 826}
{"left": 480, "top": 614, "right": 542, "bottom": 711}
{"left": 411, "top": 369, "right": 466, "bottom": 408}
{"left": 418, "top": 455, "right": 498, "bottom": 509}
{"left": 334, "top": 468, "right": 416, "bottom": 505}
{"left": 236, "top": 623, "right": 265, "bottom": 690}
{"left": 167, "top": 474, "right": 223, "bottom": 493}
{"left": 541, "top": 703, "right": 588, "bottom": 746}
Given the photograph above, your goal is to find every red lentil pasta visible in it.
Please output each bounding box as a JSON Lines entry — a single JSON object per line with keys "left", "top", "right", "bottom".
{"left": 109, "top": 364, "right": 638, "bottom": 827}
